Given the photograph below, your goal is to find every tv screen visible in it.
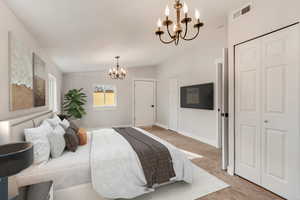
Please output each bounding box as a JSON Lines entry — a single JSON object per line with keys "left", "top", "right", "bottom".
{"left": 180, "top": 83, "right": 214, "bottom": 110}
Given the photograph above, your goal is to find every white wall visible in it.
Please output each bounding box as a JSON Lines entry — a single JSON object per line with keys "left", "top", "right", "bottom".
{"left": 156, "top": 27, "right": 227, "bottom": 147}
{"left": 0, "top": 1, "right": 63, "bottom": 121}
{"left": 227, "top": 0, "right": 300, "bottom": 197}
{"left": 63, "top": 66, "right": 156, "bottom": 128}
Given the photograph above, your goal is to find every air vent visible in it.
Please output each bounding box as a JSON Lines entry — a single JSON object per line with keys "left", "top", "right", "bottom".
{"left": 232, "top": 4, "right": 252, "bottom": 19}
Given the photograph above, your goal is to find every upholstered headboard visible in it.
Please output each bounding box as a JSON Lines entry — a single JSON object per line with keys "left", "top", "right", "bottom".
{"left": 0, "top": 111, "right": 54, "bottom": 198}
{"left": 0, "top": 111, "right": 53, "bottom": 144}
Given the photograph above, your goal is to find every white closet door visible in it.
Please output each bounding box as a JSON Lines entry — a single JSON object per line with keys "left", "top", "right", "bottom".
{"left": 235, "top": 39, "right": 262, "bottom": 184}
{"left": 260, "top": 26, "right": 299, "bottom": 199}
{"left": 235, "top": 25, "right": 299, "bottom": 199}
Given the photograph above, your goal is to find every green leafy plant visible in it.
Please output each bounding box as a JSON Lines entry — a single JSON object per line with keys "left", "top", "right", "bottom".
{"left": 63, "top": 88, "right": 87, "bottom": 119}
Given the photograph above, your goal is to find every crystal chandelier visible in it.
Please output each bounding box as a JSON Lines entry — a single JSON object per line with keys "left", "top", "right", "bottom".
{"left": 108, "top": 56, "right": 127, "bottom": 80}
{"left": 155, "top": 0, "right": 204, "bottom": 46}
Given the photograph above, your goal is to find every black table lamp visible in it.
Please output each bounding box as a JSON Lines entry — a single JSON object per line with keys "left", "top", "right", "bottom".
{"left": 0, "top": 142, "right": 33, "bottom": 200}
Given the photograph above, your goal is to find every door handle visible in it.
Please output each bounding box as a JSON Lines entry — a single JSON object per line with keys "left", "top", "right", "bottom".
{"left": 151, "top": 105, "right": 154, "bottom": 108}
{"left": 221, "top": 113, "right": 229, "bottom": 118}
{"left": 264, "top": 120, "right": 269, "bottom": 123}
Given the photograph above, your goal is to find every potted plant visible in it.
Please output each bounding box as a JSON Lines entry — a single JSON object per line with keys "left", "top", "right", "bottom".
{"left": 63, "top": 88, "right": 87, "bottom": 120}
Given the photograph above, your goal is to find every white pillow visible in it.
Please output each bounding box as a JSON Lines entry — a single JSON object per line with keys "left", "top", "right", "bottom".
{"left": 59, "top": 119, "right": 70, "bottom": 130}
{"left": 25, "top": 120, "right": 53, "bottom": 141}
{"left": 48, "top": 125, "right": 66, "bottom": 158}
{"left": 24, "top": 121, "right": 52, "bottom": 164}
{"left": 46, "top": 115, "right": 62, "bottom": 128}
{"left": 31, "top": 139, "right": 51, "bottom": 164}
{"left": 54, "top": 124, "right": 65, "bottom": 136}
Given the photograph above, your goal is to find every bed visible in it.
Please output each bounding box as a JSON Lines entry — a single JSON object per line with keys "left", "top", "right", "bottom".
{"left": 16, "top": 133, "right": 92, "bottom": 190}
{"left": 2, "top": 112, "right": 193, "bottom": 199}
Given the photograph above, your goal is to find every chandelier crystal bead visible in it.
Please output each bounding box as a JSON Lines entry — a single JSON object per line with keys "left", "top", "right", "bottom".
{"left": 155, "top": 0, "right": 204, "bottom": 46}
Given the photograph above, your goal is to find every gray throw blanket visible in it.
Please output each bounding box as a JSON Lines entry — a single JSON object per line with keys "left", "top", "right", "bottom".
{"left": 113, "top": 127, "right": 176, "bottom": 188}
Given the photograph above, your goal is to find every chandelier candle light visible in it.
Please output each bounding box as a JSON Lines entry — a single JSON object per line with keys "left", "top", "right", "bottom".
{"left": 155, "top": 0, "right": 204, "bottom": 46}
{"left": 108, "top": 56, "right": 127, "bottom": 80}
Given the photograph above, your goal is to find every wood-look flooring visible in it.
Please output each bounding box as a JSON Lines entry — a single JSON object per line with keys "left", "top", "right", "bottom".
{"left": 142, "top": 126, "right": 284, "bottom": 200}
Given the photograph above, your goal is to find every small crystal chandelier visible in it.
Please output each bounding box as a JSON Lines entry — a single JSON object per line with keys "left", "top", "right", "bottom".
{"left": 108, "top": 56, "right": 127, "bottom": 80}
{"left": 155, "top": 0, "right": 204, "bottom": 46}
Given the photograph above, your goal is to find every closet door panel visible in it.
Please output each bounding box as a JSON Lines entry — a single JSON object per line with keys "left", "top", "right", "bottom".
{"left": 264, "top": 128, "right": 286, "bottom": 179}
{"left": 265, "top": 66, "right": 285, "bottom": 113}
{"left": 235, "top": 39, "right": 261, "bottom": 184}
{"left": 261, "top": 25, "right": 299, "bottom": 199}
{"left": 239, "top": 125, "right": 257, "bottom": 168}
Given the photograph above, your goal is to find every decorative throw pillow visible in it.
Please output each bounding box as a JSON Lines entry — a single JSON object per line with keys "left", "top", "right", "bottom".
{"left": 77, "top": 128, "right": 88, "bottom": 146}
{"left": 57, "top": 114, "right": 68, "bottom": 121}
{"left": 25, "top": 121, "right": 53, "bottom": 141}
{"left": 47, "top": 126, "right": 66, "bottom": 158}
{"left": 31, "top": 139, "right": 51, "bottom": 164}
{"left": 46, "top": 115, "right": 62, "bottom": 128}
{"left": 64, "top": 128, "right": 79, "bottom": 152}
{"left": 24, "top": 121, "right": 52, "bottom": 164}
{"left": 59, "top": 119, "right": 70, "bottom": 130}
{"left": 69, "top": 121, "right": 79, "bottom": 133}
{"left": 53, "top": 124, "right": 66, "bottom": 136}
{"left": 69, "top": 127, "right": 79, "bottom": 144}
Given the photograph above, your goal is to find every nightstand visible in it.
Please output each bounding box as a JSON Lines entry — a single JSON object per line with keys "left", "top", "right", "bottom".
{"left": 12, "top": 181, "right": 53, "bottom": 200}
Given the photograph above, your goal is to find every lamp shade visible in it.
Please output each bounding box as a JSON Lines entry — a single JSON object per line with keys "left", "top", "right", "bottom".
{"left": 0, "top": 142, "right": 33, "bottom": 177}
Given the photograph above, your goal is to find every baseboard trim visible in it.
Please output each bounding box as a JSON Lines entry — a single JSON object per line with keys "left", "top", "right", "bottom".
{"left": 177, "top": 129, "right": 218, "bottom": 148}
{"left": 154, "top": 123, "right": 169, "bottom": 130}
{"left": 227, "top": 165, "right": 234, "bottom": 176}
{"left": 87, "top": 124, "right": 132, "bottom": 131}
{"left": 114, "top": 124, "right": 133, "bottom": 128}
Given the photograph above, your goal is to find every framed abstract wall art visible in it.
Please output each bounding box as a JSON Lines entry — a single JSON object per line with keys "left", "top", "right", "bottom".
{"left": 33, "top": 53, "right": 46, "bottom": 107}
{"left": 9, "top": 32, "right": 34, "bottom": 111}
{"left": 9, "top": 32, "right": 47, "bottom": 111}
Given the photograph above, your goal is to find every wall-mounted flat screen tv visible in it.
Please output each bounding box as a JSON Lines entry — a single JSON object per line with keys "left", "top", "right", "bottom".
{"left": 180, "top": 83, "right": 214, "bottom": 110}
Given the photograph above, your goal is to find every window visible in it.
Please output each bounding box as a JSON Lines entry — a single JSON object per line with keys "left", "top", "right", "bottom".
{"left": 48, "top": 74, "right": 58, "bottom": 112}
{"left": 93, "top": 85, "right": 117, "bottom": 107}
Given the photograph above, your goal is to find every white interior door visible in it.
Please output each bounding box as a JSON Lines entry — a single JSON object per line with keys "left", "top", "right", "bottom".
{"left": 260, "top": 25, "right": 299, "bottom": 199}
{"left": 221, "top": 48, "right": 229, "bottom": 170}
{"left": 169, "top": 79, "right": 178, "bottom": 131}
{"left": 235, "top": 39, "right": 262, "bottom": 184}
{"left": 217, "top": 63, "right": 223, "bottom": 148}
{"left": 134, "top": 80, "right": 155, "bottom": 127}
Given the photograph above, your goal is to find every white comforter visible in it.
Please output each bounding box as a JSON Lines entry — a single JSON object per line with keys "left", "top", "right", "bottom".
{"left": 91, "top": 128, "right": 193, "bottom": 199}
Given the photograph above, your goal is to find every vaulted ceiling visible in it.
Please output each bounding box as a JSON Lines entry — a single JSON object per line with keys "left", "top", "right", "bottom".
{"left": 4, "top": 0, "right": 248, "bottom": 72}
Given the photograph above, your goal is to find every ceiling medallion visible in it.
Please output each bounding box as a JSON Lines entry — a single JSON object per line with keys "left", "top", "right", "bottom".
{"left": 108, "top": 56, "right": 127, "bottom": 80}
{"left": 155, "top": 0, "right": 204, "bottom": 46}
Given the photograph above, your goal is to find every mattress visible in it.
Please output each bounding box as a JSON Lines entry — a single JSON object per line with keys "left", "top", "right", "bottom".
{"left": 16, "top": 133, "right": 91, "bottom": 190}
